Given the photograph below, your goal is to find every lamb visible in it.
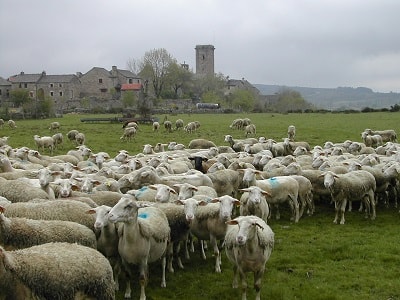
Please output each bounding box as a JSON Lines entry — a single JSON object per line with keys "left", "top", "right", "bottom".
{"left": 0, "top": 205, "right": 97, "bottom": 250}
{"left": 224, "top": 134, "right": 258, "bottom": 152}
{"left": 0, "top": 242, "right": 115, "bottom": 300}
{"left": 364, "top": 128, "right": 397, "bottom": 142}
{"left": 323, "top": 170, "right": 376, "bottom": 224}
{"left": 123, "top": 121, "right": 138, "bottom": 130}
{"left": 75, "top": 131, "right": 86, "bottom": 145}
{"left": 51, "top": 132, "right": 63, "bottom": 149}
{"left": 0, "top": 177, "right": 49, "bottom": 202}
{"left": 229, "top": 118, "right": 244, "bottom": 130}
{"left": 2, "top": 199, "right": 96, "bottom": 231}
{"left": 48, "top": 121, "right": 60, "bottom": 130}
{"left": 108, "top": 195, "right": 170, "bottom": 299}
{"left": 33, "top": 134, "right": 54, "bottom": 154}
{"left": 188, "top": 138, "right": 217, "bottom": 149}
{"left": 120, "top": 126, "right": 136, "bottom": 142}
{"left": 7, "top": 119, "right": 16, "bottom": 129}
{"left": 143, "top": 143, "right": 155, "bottom": 154}
{"left": 66, "top": 129, "right": 79, "bottom": 143}
{"left": 176, "top": 195, "right": 240, "bottom": 273}
{"left": 239, "top": 186, "right": 270, "bottom": 222}
{"left": 224, "top": 215, "right": 274, "bottom": 300}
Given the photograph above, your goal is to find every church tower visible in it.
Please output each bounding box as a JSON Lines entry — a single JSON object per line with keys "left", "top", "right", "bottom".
{"left": 195, "top": 45, "right": 215, "bottom": 76}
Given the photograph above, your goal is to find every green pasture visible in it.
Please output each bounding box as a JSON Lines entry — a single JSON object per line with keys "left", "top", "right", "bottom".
{"left": 2, "top": 112, "right": 400, "bottom": 299}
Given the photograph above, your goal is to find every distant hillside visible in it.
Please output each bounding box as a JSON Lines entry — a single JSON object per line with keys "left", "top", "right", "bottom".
{"left": 254, "top": 84, "right": 400, "bottom": 110}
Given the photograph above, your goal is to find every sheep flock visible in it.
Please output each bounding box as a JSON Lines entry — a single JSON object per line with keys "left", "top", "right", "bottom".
{"left": 0, "top": 116, "right": 399, "bottom": 299}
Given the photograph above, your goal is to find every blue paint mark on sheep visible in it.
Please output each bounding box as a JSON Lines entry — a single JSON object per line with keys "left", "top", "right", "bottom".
{"left": 139, "top": 213, "right": 149, "bottom": 219}
{"left": 136, "top": 186, "right": 148, "bottom": 197}
{"left": 268, "top": 177, "right": 280, "bottom": 188}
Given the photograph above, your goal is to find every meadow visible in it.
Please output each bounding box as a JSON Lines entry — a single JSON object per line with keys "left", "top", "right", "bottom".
{"left": 2, "top": 111, "right": 400, "bottom": 300}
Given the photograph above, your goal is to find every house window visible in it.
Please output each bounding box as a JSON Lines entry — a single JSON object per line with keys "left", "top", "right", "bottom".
{"left": 128, "top": 79, "right": 133, "bottom": 84}
{"left": 50, "top": 91, "right": 54, "bottom": 96}
{"left": 59, "top": 91, "right": 63, "bottom": 96}
{"left": 6, "top": 90, "right": 9, "bottom": 97}
{"left": 59, "top": 83, "right": 62, "bottom": 87}
{"left": 100, "top": 88, "right": 107, "bottom": 93}
{"left": 19, "top": 83, "right": 22, "bottom": 88}
{"left": 50, "top": 83, "right": 54, "bottom": 88}
{"left": 24, "top": 83, "right": 28, "bottom": 88}
{"left": 98, "top": 78, "right": 103, "bottom": 84}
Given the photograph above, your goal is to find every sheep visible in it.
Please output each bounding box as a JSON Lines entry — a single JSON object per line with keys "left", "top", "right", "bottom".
{"left": 0, "top": 205, "right": 97, "bottom": 250}
{"left": 123, "top": 121, "right": 138, "bottom": 130}
{"left": 51, "top": 132, "right": 63, "bottom": 149}
{"left": 167, "top": 141, "right": 186, "bottom": 150}
{"left": 120, "top": 126, "right": 136, "bottom": 142}
{"left": 0, "top": 177, "right": 49, "bottom": 202}
{"left": 164, "top": 120, "right": 173, "bottom": 132}
{"left": 0, "top": 136, "right": 9, "bottom": 147}
{"left": 188, "top": 138, "right": 217, "bottom": 149}
{"left": 364, "top": 128, "right": 397, "bottom": 142}
{"left": 176, "top": 195, "right": 240, "bottom": 273}
{"left": 33, "top": 134, "right": 54, "bottom": 154}
{"left": 288, "top": 125, "right": 296, "bottom": 141}
{"left": 143, "top": 144, "right": 155, "bottom": 155}
{"left": 2, "top": 199, "right": 96, "bottom": 231}
{"left": 323, "top": 170, "right": 376, "bottom": 224}
{"left": 75, "top": 131, "right": 86, "bottom": 145}
{"left": 0, "top": 242, "right": 115, "bottom": 300}
{"left": 175, "top": 118, "right": 184, "bottom": 130}
{"left": 206, "top": 168, "right": 241, "bottom": 198}
{"left": 128, "top": 183, "right": 178, "bottom": 203}
{"left": 108, "top": 195, "right": 170, "bottom": 299}
{"left": 224, "top": 216, "right": 275, "bottom": 300}
{"left": 173, "top": 183, "right": 218, "bottom": 201}
{"left": 7, "top": 119, "right": 16, "bottom": 129}
{"left": 224, "top": 134, "right": 258, "bottom": 152}
{"left": 244, "top": 123, "right": 256, "bottom": 137}
{"left": 239, "top": 186, "right": 270, "bottom": 222}
{"left": 86, "top": 205, "right": 124, "bottom": 292}
{"left": 229, "top": 118, "right": 244, "bottom": 130}
{"left": 66, "top": 145, "right": 92, "bottom": 162}
{"left": 153, "top": 121, "right": 160, "bottom": 131}
{"left": 240, "top": 168, "right": 300, "bottom": 222}
{"left": 290, "top": 174, "right": 314, "bottom": 217}
{"left": 48, "top": 121, "right": 60, "bottom": 130}
{"left": 361, "top": 131, "right": 383, "bottom": 148}
{"left": 224, "top": 215, "right": 274, "bottom": 300}
{"left": 66, "top": 129, "right": 79, "bottom": 143}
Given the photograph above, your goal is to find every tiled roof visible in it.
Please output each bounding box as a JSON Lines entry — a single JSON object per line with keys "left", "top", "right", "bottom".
{"left": 39, "top": 74, "right": 78, "bottom": 83}
{"left": 8, "top": 73, "right": 42, "bottom": 83}
{"left": 121, "top": 83, "right": 142, "bottom": 91}
{"left": 0, "top": 77, "right": 11, "bottom": 86}
{"left": 117, "top": 69, "right": 137, "bottom": 78}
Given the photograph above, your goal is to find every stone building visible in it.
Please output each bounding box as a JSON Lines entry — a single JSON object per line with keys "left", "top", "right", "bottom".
{"left": 0, "top": 77, "right": 11, "bottom": 101}
{"left": 195, "top": 44, "right": 215, "bottom": 76}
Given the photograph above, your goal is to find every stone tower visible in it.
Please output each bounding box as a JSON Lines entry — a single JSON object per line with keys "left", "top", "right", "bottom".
{"left": 195, "top": 45, "right": 215, "bottom": 76}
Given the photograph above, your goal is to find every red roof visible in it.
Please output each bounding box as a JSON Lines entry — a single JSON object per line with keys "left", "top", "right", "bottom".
{"left": 121, "top": 83, "right": 142, "bottom": 91}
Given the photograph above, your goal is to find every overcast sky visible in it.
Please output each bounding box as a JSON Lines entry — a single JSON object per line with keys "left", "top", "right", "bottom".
{"left": 1, "top": 0, "right": 400, "bottom": 92}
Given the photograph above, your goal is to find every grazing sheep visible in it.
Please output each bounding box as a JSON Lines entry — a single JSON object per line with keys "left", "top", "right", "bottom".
{"left": 0, "top": 205, "right": 97, "bottom": 250}
{"left": 0, "top": 136, "right": 9, "bottom": 147}
{"left": 239, "top": 186, "right": 271, "bottom": 222}
{"left": 51, "top": 132, "right": 63, "bottom": 149}
{"left": 229, "top": 118, "right": 244, "bottom": 130}
{"left": 244, "top": 123, "right": 256, "bottom": 137}
{"left": 188, "top": 138, "right": 217, "bottom": 149}
{"left": 0, "top": 242, "right": 115, "bottom": 300}
{"left": 7, "top": 119, "right": 16, "bottom": 129}
{"left": 66, "top": 129, "right": 79, "bottom": 143}
{"left": 48, "top": 121, "right": 60, "bottom": 130}
{"left": 224, "top": 134, "right": 258, "bottom": 152}
{"left": 120, "top": 127, "right": 136, "bottom": 142}
{"left": 108, "top": 195, "right": 170, "bottom": 299}
{"left": 123, "top": 121, "right": 138, "bottom": 130}
{"left": 323, "top": 170, "right": 376, "bottom": 224}
{"left": 176, "top": 195, "right": 240, "bottom": 273}
{"left": 361, "top": 131, "right": 383, "bottom": 147}
{"left": 153, "top": 121, "right": 160, "bottom": 131}
{"left": 164, "top": 120, "right": 173, "bottom": 132}
{"left": 364, "top": 128, "right": 397, "bottom": 142}
{"left": 0, "top": 177, "right": 49, "bottom": 202}
{"left": 224, "top": 215, "right": 274, "bottom": 300}
{"left": 175, "top": 119, "right": 184, "bottom": 130}
{"left": 33, "top": 135, "right": 54, "bottom": 154}
{"left": 75, "top": 131, "right": 86, "bottom": 145}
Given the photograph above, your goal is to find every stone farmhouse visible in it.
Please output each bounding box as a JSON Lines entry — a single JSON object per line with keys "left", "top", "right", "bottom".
{"left": 1, "top": 65, "right": 142, "bottom": 114}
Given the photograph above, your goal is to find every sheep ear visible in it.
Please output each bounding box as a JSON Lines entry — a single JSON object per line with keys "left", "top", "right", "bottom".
{"left": 261, "top": 190, "right": 272, "bottom": 197}
{"left": 209, "top": 198, "right": 220, "bottom": 204}
{"left": 0, "top": 205, "right": 4, "bottom": 213}
{"left": 169, "top": 187, "right": 177, "bottom": 194}
{"left": 239, "top": 188, "right": 250, "bottom": 193}
{"left": 174, "top": 199, "right": 185, "bottom": 205}
{"left": 71, "top": 184, "right": 80, "bottom": 191}
{"left": 148, "top": 185, "right": 157, "bottom": 190}
{"left": 255, "top": 222, "right": 264, "bottom": 230}
{"left": 234, "top": 200, "right": 241, "bottom": 206}
{"left": 198, "top": 200, "right": 209, "bottom": 206}
{"left": 86, "top": 209, "right": 96, "bottom": 215}
{"left": 226, "top": 220, "right": 239, "bottom": 225}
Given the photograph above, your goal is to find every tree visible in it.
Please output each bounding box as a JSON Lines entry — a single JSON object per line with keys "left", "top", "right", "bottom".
{"left": 10, "top": 89, "right": 30, "bottom": 107}
{"left": 164, "top": 62, "right": 194, "bottom": 98}
{"left": 192, "top": 73, "right": 226, "bottom": 100}
{"left": 137, "top": 48, "right": 176, "bottom": 99}
{"left": 231, "top": 89, "right": 256, "bottom": 112}
{"left": 121, "top": 91, "right": 137, "bottom": 109}
{"left": 270, "top": 89, "right": 314, "bottom": 113}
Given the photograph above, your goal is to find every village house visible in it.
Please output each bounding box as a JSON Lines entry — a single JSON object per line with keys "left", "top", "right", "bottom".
{"left": 0, "top": 77, "right": 11, "bottom": 102}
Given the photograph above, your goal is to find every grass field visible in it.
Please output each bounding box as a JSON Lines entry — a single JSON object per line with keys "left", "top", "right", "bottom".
{"left": 2, "top": 112, "right": 400, "bottom": 300}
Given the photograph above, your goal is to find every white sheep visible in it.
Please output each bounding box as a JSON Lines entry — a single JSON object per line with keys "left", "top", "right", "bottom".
{"left": 323, "top": 170, "right": 376, "bottom": 224}
{"left": 108, "top": 195, "right": 170, "bottom": 299}
{"left": 51, "top": 132, "right": 63, "bottom": 149}
{"left": 240, "top": 168, "right": 300, "bottom": 222}
{"left": 153, "top": 121, "right": 160, "bottom": 131}
{"left": 164, "top": 120, "right": 173, "bottom": 132}
{"left": 364, "top": 128, "right": 397, "bottom": 142}
{"left": 2, "top": 199, "right": 96, "bottom": 231}
{"left": 174, "top": 182, "right": 218, "bottom": 201}
{"left": 287, "top": 125, "right": 296, "bottom": 141}
{"left": 0, "top": 177, "right": 49, "bottom": 202}
{"left": 176, "top": 195, "right": 240, "bottom": 273}
{"left": 120, "top": 126, "right": 136, "bottom": 142}
{"left": 188, "top": 138, "right": 217, "bottom": 149}
{"left": 239, "top": 186, "right": 270, "bottom": 222}
{"left": 206, "top": 169, "right": 241, "bottom": 198}
{"left": 0, "top": 136, "right": 9, "bottom": 147}
{"left": 66, "top": 129, "right": 79, "bottom": 143}
{"left": 224, "top": 215, "right": 274, "bottom": 300}
{"left": 7, "top": 119, "right": 16, "bottom": 129}
{"left": 48, "top": 121, "right": 60, "bottom": 130}
{"left": 0, "top": 205, "right": 97, "bottom": 250}
{"left": 33, "top": 134, "right": 54, "bottom": 154}
{"left": 75, "top": 131, "right": 86, "bottom": 145}
{"left": 0, "top": 242, "right": 115, "bottom": 300}
{"left": 175, "top": 118, "right": 184, "bottom": 130}
{"left": 244, "top": 123, "right": 256, "bottom": 137}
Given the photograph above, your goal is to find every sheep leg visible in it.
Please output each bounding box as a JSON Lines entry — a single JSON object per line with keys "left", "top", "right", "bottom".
{"left": 139, "top": 263, "right": 149, "bottom": 300}
{"left": 160, "top": 256, "right": 167, "bottom": 288}
{"left": 210, "top": 235, "right": 221, "bottom": 273}
{"left": 232, "top": 264, "right": 239, "bottom": 288}
{"left": 254, "top": 268, "right": 265, "bottom": 300}
{"left": 333, "top": 200, "right": 340, "bottom": 224}
{"left": 200, "top": 240, "right": 207, "bottom": 260}
{"left": 239, "top": 268, "right": 248, "bottom": 300}
{"left": 339, "top": 199, "right": 347, "bottom": 225}
{"left": 167, "top": 242, "right": 175, "bottom": 273}
{"left": 175, "top": 242, "right": 184, "bottom": 269}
